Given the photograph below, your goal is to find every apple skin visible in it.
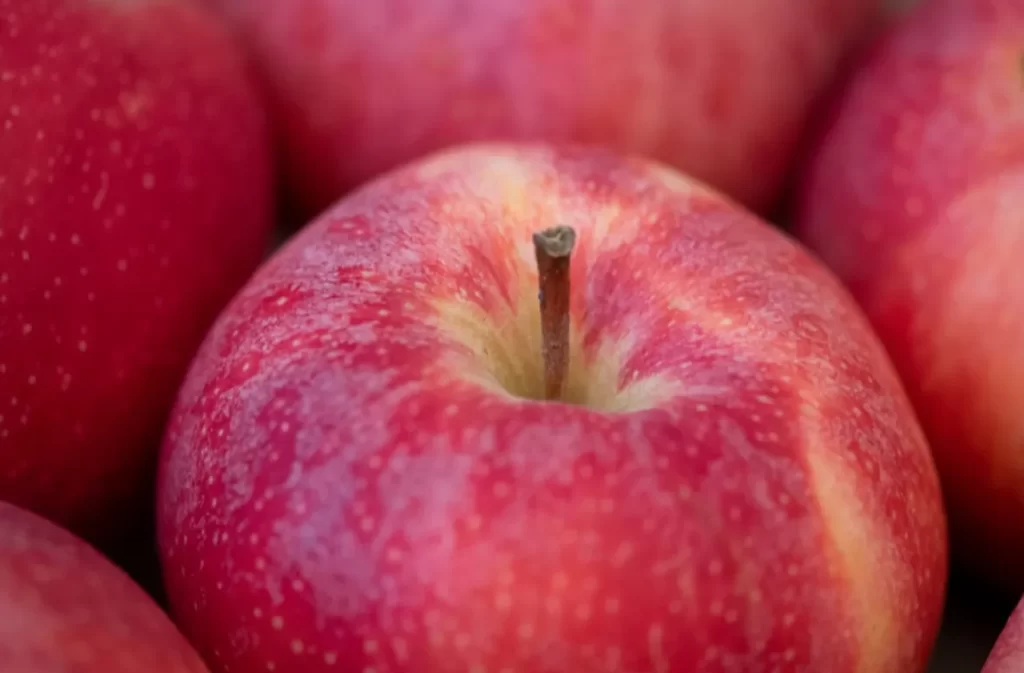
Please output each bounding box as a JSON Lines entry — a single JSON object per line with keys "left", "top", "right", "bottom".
{"left": 792, "top": 0, "right": 1024, "bottom": 589}
{"left": 0, "top": 501, "right": 209, "bottom": 672}
{"left": 983, "top": 597, "right": 1024, "bottom": 673}
{"left": 204, "top": 0, "right": 878, "bottom": 217}
{"left": 157, "top": 143, "right": 947, "bottom": 673}
{"left": 0, "top": 0, "right": 274, "bottom": 543}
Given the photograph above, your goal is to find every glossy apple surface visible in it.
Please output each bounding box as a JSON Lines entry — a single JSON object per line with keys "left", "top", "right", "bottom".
{"left": 158, "top": 144, "right": 946, "bottom": 673}
{"left": 0, "top": 501, "right": 209, "bottom": 672}
{"left": 205, "top": 0, "right": 878, "bottom": 216}
{"left": 0, "top": 0, "right": 274, "bottom": 542}
{"left": 793, "top": 0, "right": 1024, "bottom": 588}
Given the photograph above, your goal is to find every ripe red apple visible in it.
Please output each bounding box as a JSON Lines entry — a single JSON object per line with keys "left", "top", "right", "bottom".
{"left": 0, "top": 0, "right": 274, "bottom": 543}
{"left": 157, "top": 144, "right": 947, "bottom": 673}
{"left": 983, "top": 597, "right": 1024, "bottom": 673}
{"left": 792, "top": 0, "right": 1024, "bottom": 588}
{"left": 204, "top": 0, "right": 880, "bottom": 218}
{"left": 0, "top": 501, "right": 209, "bottom": 672}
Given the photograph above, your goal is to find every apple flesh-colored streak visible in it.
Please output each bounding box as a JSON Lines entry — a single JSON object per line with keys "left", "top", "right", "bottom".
{"left": 793, "top": 0, "right": 1024, "bottom": 589}
{"left": 0, "top": 0, "right": 274, "bottom": 542}
{"left": 158, "top": 144, "right": 946, "bottom": 673}
{"left": 0, "top": 502, "right": 209, "bottom": 672}
{"left": 206, "top": 0, "right": 878, "bottom": 216}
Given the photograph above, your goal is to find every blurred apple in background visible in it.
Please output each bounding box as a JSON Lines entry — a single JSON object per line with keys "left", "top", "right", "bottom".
{"left": 158, "top": 144, "right": 947, "bottom": 673}
{"left": 793, "top": 0, "right": 1024, "bottom": 589}
{"left": 0, "top": 501, "right": 209, "bottom": 672}
{"left": 0, "top": 0, "right": 274, "bottom": 549}
{"left": 982, "top": 597, "right": 1024, "bottom": 673}
{"left": 204, "top": 0, "right": 880, "bottom": 219}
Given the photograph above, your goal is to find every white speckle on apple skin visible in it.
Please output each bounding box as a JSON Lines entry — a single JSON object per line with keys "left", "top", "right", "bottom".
{"left": 158, "top": 144, "right": 946, "bottom": 673}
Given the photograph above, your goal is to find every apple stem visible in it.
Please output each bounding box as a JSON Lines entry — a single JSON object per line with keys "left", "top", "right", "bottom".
{"left": 532, "top": 225, "right": 577, "bottom": 401}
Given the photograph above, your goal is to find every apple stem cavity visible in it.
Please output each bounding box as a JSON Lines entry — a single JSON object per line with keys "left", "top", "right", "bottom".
{"left": 532, "top": 225, "right": 577, "bottom": 401}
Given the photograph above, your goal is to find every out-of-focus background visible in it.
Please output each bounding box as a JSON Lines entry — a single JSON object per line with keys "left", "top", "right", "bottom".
{"left": 890, "top": 0, "right": 1016, "bottom": 666}
{"left": 930, "top": 576, "right": 1017, "bottom": 671}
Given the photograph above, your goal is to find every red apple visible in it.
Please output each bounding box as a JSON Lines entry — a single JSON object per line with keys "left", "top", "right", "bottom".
{"left": 983, "top": 597, "right": 1024, "bottom": 673}
{"left": 0, "top": 0, "right": 274, "bottom": 543}
{"left": 204, "top": 0, "right": 879, "bottom": 218}
{"left": 792, "top": 0, "right": 1024, "bottom": 588}
{"left": 0, "top": 501, "right": 209, "bottom": 672}
{"left": 157, "top": 143, "right": 947, "bottom": 673}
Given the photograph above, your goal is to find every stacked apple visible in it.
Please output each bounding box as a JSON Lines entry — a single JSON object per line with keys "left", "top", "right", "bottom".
{"left": 0, "top": 502, "right": 210, "bottom": 672}
{"left": 984, "top": 596, "right": 1024, "bottom": 672}
{"left": 0, "top": 0, "right": 273, "bottom": 666}
{"left": 202, "top": 0, "right": 881, "bottom": 218}
{"left": 147, "top": 138, "right": 950, "bottom": 672}
{"left": 0, "top": 0, "right": 274, "bottom": 547}
{"left": 9, "top": 0, "right": 1024, "bottom": 671}
{"left": 794, "top": 0, "right": 1024, "bottom": 593}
